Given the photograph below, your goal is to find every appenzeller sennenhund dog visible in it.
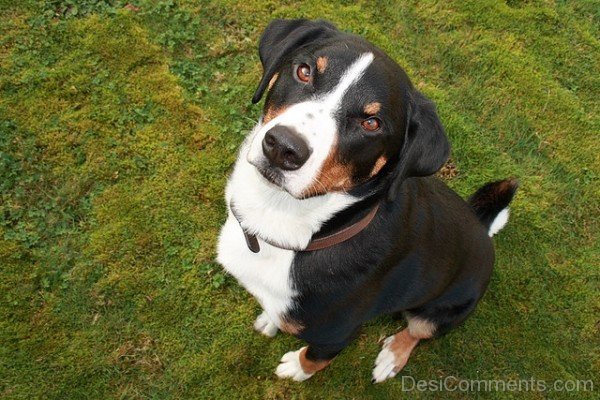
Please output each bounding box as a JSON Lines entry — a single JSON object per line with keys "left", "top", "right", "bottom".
{"left": 217, "top": 19, "right": 518, "bottom": 383}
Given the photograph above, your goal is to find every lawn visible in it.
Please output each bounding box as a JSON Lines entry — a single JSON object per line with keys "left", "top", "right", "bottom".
{"left": 0, "top": 0, "right": 598, "bottom": 399}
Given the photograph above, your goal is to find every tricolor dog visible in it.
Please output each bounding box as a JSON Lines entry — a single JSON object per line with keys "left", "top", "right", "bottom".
{"left": 217, "top": 19, "right": 518, "bottom": 383}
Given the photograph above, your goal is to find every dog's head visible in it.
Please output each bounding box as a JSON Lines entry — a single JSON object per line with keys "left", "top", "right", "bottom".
{"left": 247, "top": 19, "right": 449, "bottom": 200}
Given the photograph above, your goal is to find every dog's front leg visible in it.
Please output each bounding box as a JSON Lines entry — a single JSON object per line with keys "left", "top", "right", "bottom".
{"left": 275, "top": 340, "right": 352, "bottom": 381}
{"left": 253, "top": 310, "right": 279, "bottom": 337}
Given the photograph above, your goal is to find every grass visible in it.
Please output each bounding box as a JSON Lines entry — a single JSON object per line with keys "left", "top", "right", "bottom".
{"left": 0, "top": 0, "right": 598, "bottom": 398}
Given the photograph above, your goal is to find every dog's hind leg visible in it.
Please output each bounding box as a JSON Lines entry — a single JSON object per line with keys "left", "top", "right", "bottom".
{"left": 372, "top": 315, "right": 436, "bottom": 383}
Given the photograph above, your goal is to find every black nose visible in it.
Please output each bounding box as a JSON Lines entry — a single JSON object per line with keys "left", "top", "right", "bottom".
{"left": 262, "top": 126, "right": 311, "bottom": 170}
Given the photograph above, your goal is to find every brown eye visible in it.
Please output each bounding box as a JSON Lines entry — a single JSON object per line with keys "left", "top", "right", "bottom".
{"left": 296, "top": 63, "right": 312, "bottom": 83}
{"left": 361, "top": 117, "right": 381, "bottom": 132}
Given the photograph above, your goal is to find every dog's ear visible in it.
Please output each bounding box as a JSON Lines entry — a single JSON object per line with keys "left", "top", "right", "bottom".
{"left": 252, "top": 19, "right": 338, "bottom": 104}
{"left": 387, "top": 90, "right": 450, "bottom": 200}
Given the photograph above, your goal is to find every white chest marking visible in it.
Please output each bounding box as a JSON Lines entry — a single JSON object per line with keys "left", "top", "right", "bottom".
{"left": 217, "top": 140, "right": 357, "bottom": 326}
{"left": 217, "top": 213, "right": 296, "bottom": 324}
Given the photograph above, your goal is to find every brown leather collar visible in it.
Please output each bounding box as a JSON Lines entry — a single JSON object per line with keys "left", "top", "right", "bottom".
{"left": 230, "top": 200, "right": 380, "bottom": 253}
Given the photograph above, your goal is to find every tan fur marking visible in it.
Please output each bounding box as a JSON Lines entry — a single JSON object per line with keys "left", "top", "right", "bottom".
{"left": 316, "top": 56, "right": 328, "bottom": 73}
{"left": 389, "top": 329, "right": 421, "bottom": 373}
{"left": 301, "top": 143, "right": 353, "bottom": 197}
{"left": 279, "top": 317, "right": 304, "bottom": 335}
{"left": 407, "top": 316, "right": 436, "bottom": 339}
{"left": 263, "top": 105, "right": 287, "bottom": 124}
{"left": 364, "top": 102, "right": 381, "bottom": 115}
{"left": 268, "top": 72, "right": 279, "bottom": 91}
{"left": 370, "top": 155, "right": 387, "bottom": 177}
{"left": 299, "top": 347, "right": 332, "bottom": 374}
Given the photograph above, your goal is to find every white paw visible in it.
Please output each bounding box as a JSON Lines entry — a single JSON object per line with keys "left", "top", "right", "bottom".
{"left": 275, "top": 347, "right": 313, "bottom": 381}
{"left": 372, "top": 336, "right": 399, "bottom": 383}
{"left": 253, "top": 311, "right": 278, "bottom": 337}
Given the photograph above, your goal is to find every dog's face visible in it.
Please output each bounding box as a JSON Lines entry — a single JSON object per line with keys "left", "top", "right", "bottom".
{"left": 247, "top": 19, "right": 450, "bottom": 199}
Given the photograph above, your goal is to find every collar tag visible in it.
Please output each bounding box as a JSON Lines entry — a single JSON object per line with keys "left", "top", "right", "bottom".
{"left": 243, "top": 231, "right": 260, "bottom": 253}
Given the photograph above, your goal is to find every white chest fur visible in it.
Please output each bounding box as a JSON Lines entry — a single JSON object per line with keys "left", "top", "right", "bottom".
{"left": 217, "top": 215, "right": 296, "bottom": 324}
{"left": 216, "top": 134, "right": 357, "bottom": 326}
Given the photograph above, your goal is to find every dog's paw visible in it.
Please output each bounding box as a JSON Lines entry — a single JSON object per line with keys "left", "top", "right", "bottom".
{"left": 253, "top": 311, "right": 278, "bottom": 337}
{"left": 275, "top": 347, "right": 313, "bottom": 381}
{"left": 372, "top": 331, "right": 417, "bottom": 383}
{"left": 372, "top": 336, "right": 399, "bottom": 383}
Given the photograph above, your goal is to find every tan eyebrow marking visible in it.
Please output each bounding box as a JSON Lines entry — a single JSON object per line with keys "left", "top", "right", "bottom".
{"left": 364, "top": 102, "right": 381, "bottom": 115}
{"left": 316, "top": 56, "right": 328, "bottom": 73}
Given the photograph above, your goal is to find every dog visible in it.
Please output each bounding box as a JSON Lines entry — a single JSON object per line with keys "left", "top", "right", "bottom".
{"left": 217, "top": 19, "right": 518, "bottom": 383}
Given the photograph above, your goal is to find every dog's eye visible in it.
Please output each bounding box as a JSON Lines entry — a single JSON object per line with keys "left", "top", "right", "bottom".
{"left": 361, "top": 117, "right": 381, "bottom": 132}
{"left": 296, "top": 64, "right": 312, "bottom": 83}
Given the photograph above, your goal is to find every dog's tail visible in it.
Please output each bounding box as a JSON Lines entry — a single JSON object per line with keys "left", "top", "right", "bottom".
{"left": 468, "top": 178, "right": 519, "bottom": 237}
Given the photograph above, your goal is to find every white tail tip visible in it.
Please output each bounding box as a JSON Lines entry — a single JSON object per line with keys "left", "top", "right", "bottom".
{"left": 488, "top": 208, "right": 510, "bottom": 237}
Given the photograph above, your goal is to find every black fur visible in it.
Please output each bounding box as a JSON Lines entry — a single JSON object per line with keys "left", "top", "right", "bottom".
{"left": 251, "top": 19, "right": 518, "bottom": 366}
{"left": 468, "top": 178, "right": 519, "bottom": 230}
{"left": 252, "top": 19, "right": 338, "bottom": 103}
{"left": 290, "top": 178, "right": 499, "bottom": 361}
{"left": 386, "top": 90, "right": 450, "bottom": 201}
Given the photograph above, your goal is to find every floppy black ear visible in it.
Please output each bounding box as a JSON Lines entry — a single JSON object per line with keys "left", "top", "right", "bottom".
{"left": 387, "top": 90, "right": 450, "bottom": 200}
{"left": 252, "top": 19, "right": 338, "bottom": 104}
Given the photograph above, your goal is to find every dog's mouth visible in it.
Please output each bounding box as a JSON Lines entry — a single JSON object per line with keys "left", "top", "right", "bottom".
{"left": 253, "top": 162, "right": 286, "bottom": 188}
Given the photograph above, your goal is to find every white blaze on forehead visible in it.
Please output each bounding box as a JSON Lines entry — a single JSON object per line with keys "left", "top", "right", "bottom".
{"left": 323, "top": 52, "right": 374, "bottom": 108}
{"left": 247, "top": 52, "right": 374, "bottom": 197}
